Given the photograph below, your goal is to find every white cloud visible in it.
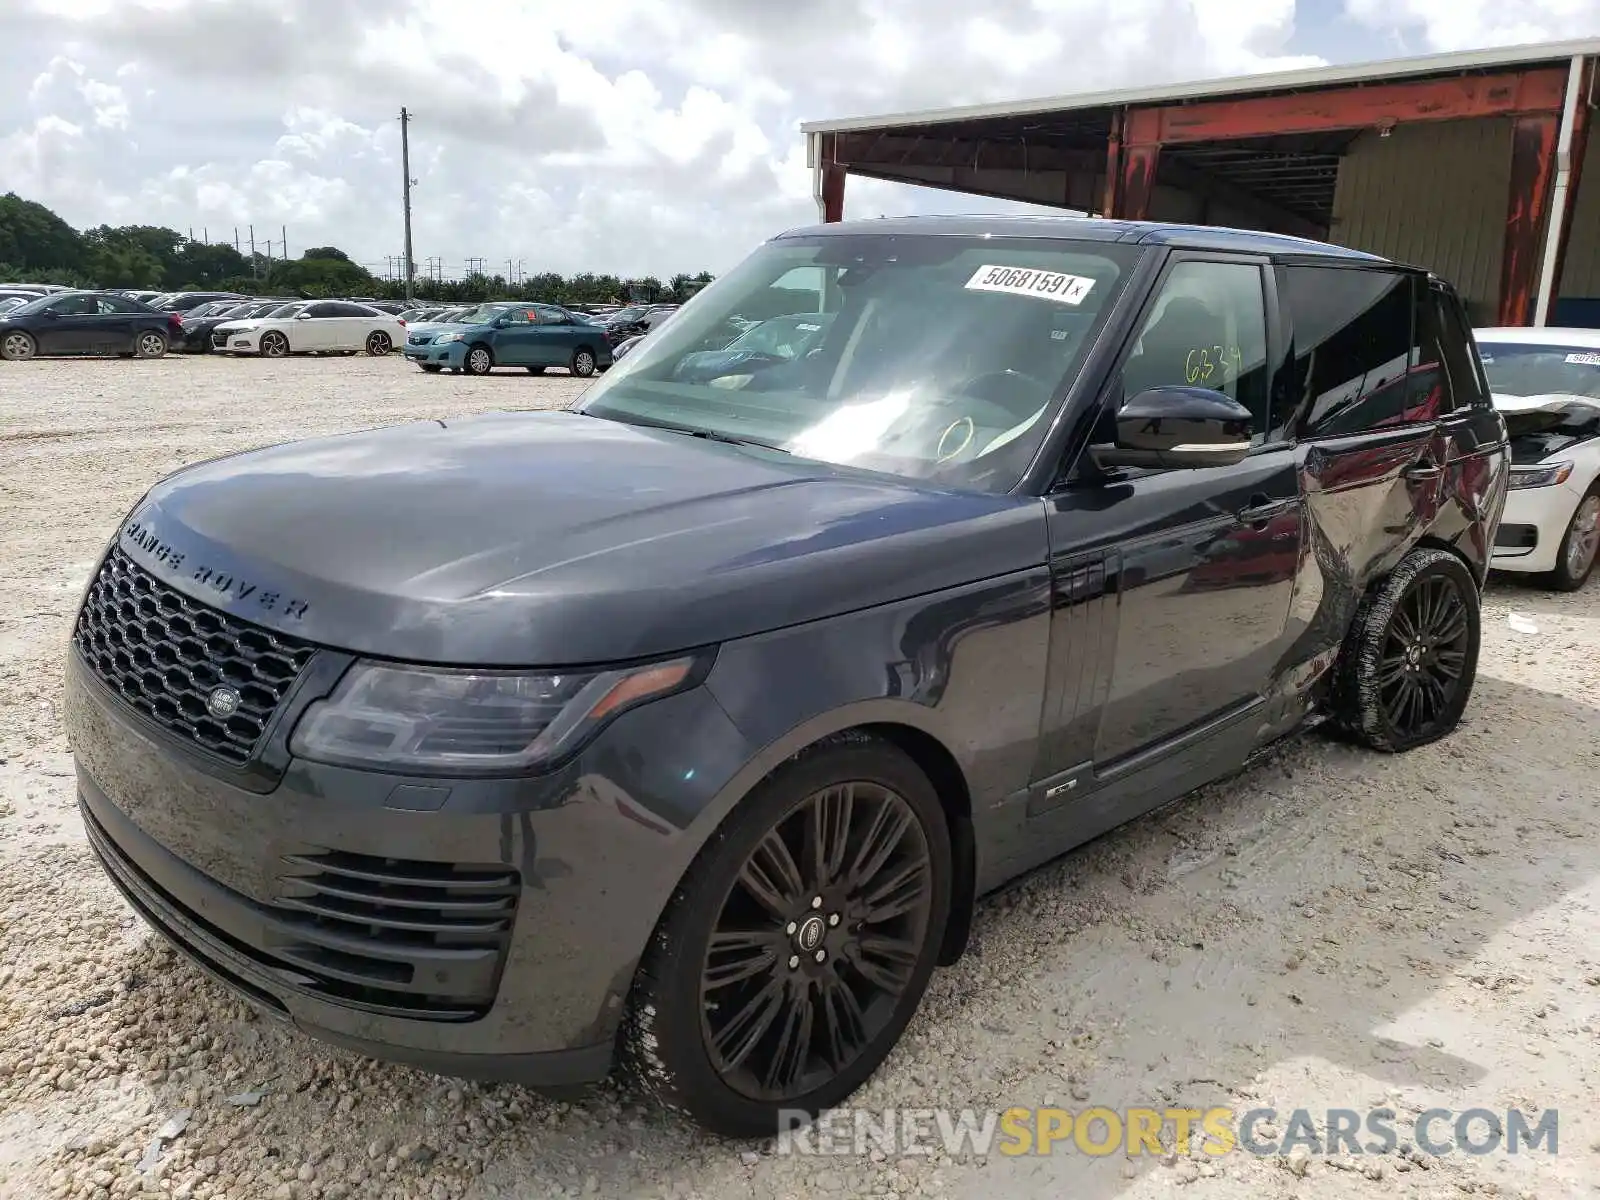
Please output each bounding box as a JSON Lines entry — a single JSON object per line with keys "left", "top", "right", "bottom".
{"left": 1343, "top": 0, "right": 1598, "bottom": 52}
{"left": 4, "top": 0, "right": 1584, "bottom": 282}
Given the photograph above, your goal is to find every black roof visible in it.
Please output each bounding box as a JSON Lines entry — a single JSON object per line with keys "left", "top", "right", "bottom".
{"left": 775, "top": 214, "right": 1386, "bottom": 262}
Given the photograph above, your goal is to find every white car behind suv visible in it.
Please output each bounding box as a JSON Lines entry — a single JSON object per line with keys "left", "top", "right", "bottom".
{"left": 1477, "top": 325, "right": 1600, "bottom": 590}
{"left": 212, "top": 300, "right": 406, "bottom": 358}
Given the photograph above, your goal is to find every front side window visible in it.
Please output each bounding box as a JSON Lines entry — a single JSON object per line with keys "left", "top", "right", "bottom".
{"left": 1119, "top": 260, "right": 1273, "bottom": 442}
{"left": 1280, "top": 267, "right": 1416, "bottom": 437}
{"left": 578, "top": 234, "right": 1141, "bottom": 493}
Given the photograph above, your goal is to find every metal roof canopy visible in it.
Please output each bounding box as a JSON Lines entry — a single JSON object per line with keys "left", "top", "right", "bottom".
{"left": 801, "top": 37, "right": 1600, "bottom": 136}
{"left": 802, "top": 38, "right": 1599, "bottom": 326}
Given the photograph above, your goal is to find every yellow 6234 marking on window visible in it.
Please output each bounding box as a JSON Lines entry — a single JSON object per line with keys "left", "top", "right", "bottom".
{"left": 1185, "top": 345, "right": 1244, "bottom": 385}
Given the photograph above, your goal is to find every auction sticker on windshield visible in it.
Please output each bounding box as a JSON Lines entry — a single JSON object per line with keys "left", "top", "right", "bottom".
{"left": 1565, "top": 352, "right": 1600, "bottom": 366}
{"left": 966, "top": 265, "right": 1096, "bottom": 305}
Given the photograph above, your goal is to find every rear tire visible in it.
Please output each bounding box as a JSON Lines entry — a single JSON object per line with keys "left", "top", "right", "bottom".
{"left": 620, "top": 738, "right": 951, "bottom": 1138}
{"left": 366, "top": 331, "right": 392, "bottom": 356}
{"left": 1542, "top": 489, "right": 1600, "bottom": 592}
{"left": 570, "top": 347, "right": 598, "bottom": 377}
{"left": 1330, "top": 547, "right": 1480, "bottom": 753}
{"left": 135, "top": 330, "right": 168, "bottom": 359}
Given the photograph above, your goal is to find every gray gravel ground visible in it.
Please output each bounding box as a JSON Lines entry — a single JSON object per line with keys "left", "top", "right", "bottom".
{"left": 2, "top": 353, "right": 1599, "bottom": 1200}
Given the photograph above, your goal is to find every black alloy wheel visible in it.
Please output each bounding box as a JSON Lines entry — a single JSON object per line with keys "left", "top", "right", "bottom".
{"left": 623, "top": 739, "right": 950, "bottom": 1138}
{"left": 1333, "top": 547, "right": 1480, "bottom": 752}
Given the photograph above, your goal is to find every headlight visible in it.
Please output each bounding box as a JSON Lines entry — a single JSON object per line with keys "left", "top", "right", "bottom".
{"left": 289, "top": 656, "right": 705, "bottom": 773}
{"left": 1508, "top": 461, "right": 1574, "bottom": 489}
{"left": 439, "top": 332, "right": 466, "bottom": 343}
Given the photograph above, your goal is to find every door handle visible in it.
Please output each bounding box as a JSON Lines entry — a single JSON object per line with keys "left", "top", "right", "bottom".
{"left": 1236, "top": 493, "right": 1278, "bottom": 529}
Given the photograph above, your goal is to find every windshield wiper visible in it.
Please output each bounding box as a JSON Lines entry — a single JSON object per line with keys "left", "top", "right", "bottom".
{"left": 597, "top": 413, "right": 791, "bottom": 454}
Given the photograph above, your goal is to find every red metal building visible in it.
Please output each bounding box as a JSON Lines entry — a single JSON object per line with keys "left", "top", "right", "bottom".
{"left": 802, "top": 39, "right": 1599, "bottom": 327}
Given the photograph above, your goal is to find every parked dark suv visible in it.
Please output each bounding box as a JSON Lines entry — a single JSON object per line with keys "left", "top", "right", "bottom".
{"left": 63, "top": 217, "right": 1508, "bottom": 1138}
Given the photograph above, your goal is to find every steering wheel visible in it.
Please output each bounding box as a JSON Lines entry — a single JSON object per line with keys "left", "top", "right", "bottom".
{"left": 921, "top": 369, "right": 1056, "bottom": 463}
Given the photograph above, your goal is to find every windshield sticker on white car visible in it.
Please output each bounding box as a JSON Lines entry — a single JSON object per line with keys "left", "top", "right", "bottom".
{"left": 965, "top": 265, "right": 1096, "bottom": 305}
{"left": 1564, "top": 351, "right": 1600, "bottom": 366}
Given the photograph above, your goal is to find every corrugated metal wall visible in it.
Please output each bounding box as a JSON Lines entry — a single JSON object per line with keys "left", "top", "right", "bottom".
{"left": 1330, "top": 118, "right": 1513, "bottom": 325}
{"left": 1559, "top": 152, "right": 1600, "bottom": 299}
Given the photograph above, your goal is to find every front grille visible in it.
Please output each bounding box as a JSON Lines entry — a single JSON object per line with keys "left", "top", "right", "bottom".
{"left": 73, "top": 547, "right": 316, "bottom": 764}
{"left": 407, "top": 333, "right": 431, "bottom": 346}
{"left": 84, "top": 801, "right": 518, "bottom": 1022}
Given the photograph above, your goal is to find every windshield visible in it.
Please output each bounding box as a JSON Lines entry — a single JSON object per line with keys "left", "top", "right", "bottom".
{"left": 1480, "top": 341, "right": 1600, "bottom": 402}
{"left": 455, "top": 303, "right": 514, "bottom": 324}
{"left": 607, "top": 306, "right": 646, "bottom": 324}
{"left": 267, "top": 302, "right": 306, "bottom": 319}
{"left": 578, "top": 233, "right": 1139, "bottom": 492}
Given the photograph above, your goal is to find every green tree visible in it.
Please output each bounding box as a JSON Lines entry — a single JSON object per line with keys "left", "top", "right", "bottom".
{"left": 265, "top": 249, "right": 378, "bottom": 297}
{"left": 0, "top": 193, "right": 86, "bottom": 274}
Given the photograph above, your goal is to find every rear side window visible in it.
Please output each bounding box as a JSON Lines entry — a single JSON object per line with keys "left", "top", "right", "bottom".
{"left": 1279, "top": 266, "right": 1416, "bottom": 437}
{"left": 1406, "top": 280, "right": 1455, "bottom": 421}
{"left": 1431, "top": 283, "right": 1493, "bottom": 409}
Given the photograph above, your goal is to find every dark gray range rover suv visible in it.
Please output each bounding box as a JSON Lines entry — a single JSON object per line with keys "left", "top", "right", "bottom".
{"left": 64, "top": 216, "right": 1509, "bottom": 1137}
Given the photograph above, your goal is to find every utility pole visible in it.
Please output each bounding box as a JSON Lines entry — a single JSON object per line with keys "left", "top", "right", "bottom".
{"left": 234, "top": 228, "right": 240, "bottom": 253}
{"left": 282, "top": 225, "right": 288, "bottom": 260}
{"left": 249, "top": 225, "right": 257, "bottom": 279}
{"left": 400, "top": 107, "right": 416, "bottom": 304}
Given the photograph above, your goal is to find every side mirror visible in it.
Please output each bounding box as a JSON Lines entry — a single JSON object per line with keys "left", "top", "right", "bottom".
{"left": 294, "top": 311, "right": 311, "bottom": 320}
{"left": 42, "top": 309, "right": 61, "bottom": 319}
{"left": 1092, "top": 385, "right": 1254, "bottom": 470}
{"left": 492, "top": 317, "right": 510, "bottom": 328}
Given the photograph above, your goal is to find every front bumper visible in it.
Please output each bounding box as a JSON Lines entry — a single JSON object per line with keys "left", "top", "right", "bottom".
{"left": 403, "top": 339, "right": 466, "bottom": 369}
{"left": 1489, "top": 477, "right": 1586, "bottom": 574}
{"left": 63, "top": 637, "right": 751, "bottom": 1086}
{"left": 212, "top": 330, "right": 262, "bottom": 354}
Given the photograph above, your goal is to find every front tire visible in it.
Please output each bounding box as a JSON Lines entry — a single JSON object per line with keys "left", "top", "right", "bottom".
{"left": 1, "top": 331, "right": 37, "bottom": 361}
{"left": 259, "top": 331, "right": 290, "bottom": 358}
{"left": 570, "top": 347, "right": 598, "bottom": 378}
{"left": 1331, "top": 547, "right": 1480, "bottom": 753}
{"left": 135, "top": 330, "right": 168, "bottom": 359}
{"left": 1544, "top": 489, "right": 1600, "bottom": 592}
{"left": 464, "top": 344, "right": 493, "bottom": 375}
{"left": 622, "top": 738, "right": 951, "bottom": 1138}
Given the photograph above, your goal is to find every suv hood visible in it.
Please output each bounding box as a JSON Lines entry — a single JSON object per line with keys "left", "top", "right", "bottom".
{"left": 112, "top": 410, "right": 1044, "bottom": 665}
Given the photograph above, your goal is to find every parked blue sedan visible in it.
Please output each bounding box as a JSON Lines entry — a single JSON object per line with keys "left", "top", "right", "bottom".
{"left": 403, "top": 302, "right": 613, "bottom": 377}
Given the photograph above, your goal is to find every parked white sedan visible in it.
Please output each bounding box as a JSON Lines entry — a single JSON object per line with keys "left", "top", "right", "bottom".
{"left": 211, "top": 300, "right": 406, "bottom": 357}
{"left": 1477, "top": 325, "right": 1600, "bottom": 590}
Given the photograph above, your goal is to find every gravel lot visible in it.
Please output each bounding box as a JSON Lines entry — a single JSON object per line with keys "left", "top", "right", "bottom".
{"left": 3, "top": 353, "right": 1599, "bottom": 1200}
